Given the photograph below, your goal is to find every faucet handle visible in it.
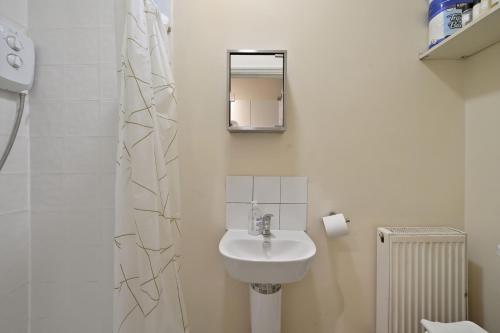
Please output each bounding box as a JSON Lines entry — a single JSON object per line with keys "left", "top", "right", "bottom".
{"left": 262, "top": 214, "right": 273, "bottom": 222}
{"left": 261, "top": 214, "right": 273, "bottom": 236}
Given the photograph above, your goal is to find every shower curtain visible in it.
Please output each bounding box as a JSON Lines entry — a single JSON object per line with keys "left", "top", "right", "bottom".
{"left": 113, "top": 1, "right": 188, "bottom": 332}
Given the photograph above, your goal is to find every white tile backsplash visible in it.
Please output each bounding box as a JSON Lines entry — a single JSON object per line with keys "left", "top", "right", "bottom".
{"left": 226, "top": 203, "right": 251, "bottom": 229}
{"left": 280, "top": 204, "right": 308, "bottom": 231}
{"left": 281, "top": 176, "right": 308, "bottom": 203}
{"left": 226, "top": 176, "right": 253, "bottom": 203}
{"left": 253, "top": 176, "right": 280, "bottom": 203}
{"left": 225, "top": 176, "right": 308, "bottom": 230}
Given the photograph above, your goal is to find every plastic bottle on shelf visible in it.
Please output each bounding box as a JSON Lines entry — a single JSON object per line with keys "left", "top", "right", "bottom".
{"left": 473, "top": 0, "right": 482, "bottom": 20}
{"left": 481, "top": 0, "right": 491, "bottom": 14}
{"left": 462, "top": 3, "right": 474, "bottom": 25}
{"left": 428, "top": 0, "right": 474, "bottom": 48}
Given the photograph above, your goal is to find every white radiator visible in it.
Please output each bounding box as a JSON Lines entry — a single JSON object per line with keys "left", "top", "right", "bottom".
{"left": 376, "top": 227, "right": 467, "bottom": 333}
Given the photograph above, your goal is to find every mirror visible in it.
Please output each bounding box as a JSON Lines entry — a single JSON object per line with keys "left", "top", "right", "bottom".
{"left": 227, "top": 50, "right": 286, "bottom": 132}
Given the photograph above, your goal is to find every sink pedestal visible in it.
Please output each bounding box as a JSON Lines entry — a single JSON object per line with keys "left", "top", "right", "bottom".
{"left": 250, "top": 283, "right": 282, "bottom": 333}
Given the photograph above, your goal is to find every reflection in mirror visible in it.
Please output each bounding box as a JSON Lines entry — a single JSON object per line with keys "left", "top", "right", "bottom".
{"left": 227, "top": 50, "right": 286, "bottom": 132}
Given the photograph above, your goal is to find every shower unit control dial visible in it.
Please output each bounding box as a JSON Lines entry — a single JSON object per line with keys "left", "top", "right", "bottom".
{"left": 0, "top": 18, "right": 35, "bottom": 93}
{"left": 7, "top": 53, "right": 23, "bottom": 69}
{"left": 6, "top": 35, "right": 23, "bottom": 51}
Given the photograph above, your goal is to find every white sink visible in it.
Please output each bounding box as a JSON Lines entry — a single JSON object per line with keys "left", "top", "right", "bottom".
{"left": 219, "top": 229, "right": 316, "bottom": 284}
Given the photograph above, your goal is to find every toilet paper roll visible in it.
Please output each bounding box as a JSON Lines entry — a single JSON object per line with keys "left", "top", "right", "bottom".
{"left": 322, "top": 214, "right": 349, "bottom": 238}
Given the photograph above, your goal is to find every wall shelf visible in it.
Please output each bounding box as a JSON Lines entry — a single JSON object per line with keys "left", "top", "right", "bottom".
{"left": 420, "top": 5, "right": 500, "bottom": 60}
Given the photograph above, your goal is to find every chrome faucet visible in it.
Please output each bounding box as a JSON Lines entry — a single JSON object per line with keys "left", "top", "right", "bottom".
{"left": 261, "top": 214, "right": 273, "bottom": 237}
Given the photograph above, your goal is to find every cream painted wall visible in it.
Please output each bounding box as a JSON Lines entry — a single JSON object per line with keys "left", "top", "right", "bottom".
{"left": 464, "top": 43, "right": 500, "bottom": 332}
{"left": 173, "top": 0, "right": 464, "bottom": 332}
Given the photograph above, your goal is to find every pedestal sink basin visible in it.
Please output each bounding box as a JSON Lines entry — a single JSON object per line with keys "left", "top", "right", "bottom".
{"left": 219, "top": 229, "right": 316, "bottom": 333}
{"left": 219, "top": 229, "right": 316, "bottom": 284}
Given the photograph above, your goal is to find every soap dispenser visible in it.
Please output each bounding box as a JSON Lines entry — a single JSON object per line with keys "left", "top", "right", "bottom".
{"left": 248, "top": 201, "right": 263, "bottom": 235}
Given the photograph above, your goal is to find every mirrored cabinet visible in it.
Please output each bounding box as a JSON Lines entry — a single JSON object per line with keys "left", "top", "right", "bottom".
{"left": 227, "top": 50, "right": 287, "bottom": 133}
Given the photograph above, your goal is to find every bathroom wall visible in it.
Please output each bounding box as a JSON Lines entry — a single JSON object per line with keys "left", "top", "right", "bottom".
{"left": 0, "top": 0, "right": 27, "bottom": 27}
{"left": 464, "top": 43, "right": 500, "bottom": 332}
{"left": 173, "top": 0, "right": 465, "bottom": 332}
{"left": 27, "top": 0, "right": 117, "bottom": 332}
{"left": 0, "top": 2, "right": 30, "bottom": 333}
{"left": 0, "top": 93, "right": 30, "bottom": 333}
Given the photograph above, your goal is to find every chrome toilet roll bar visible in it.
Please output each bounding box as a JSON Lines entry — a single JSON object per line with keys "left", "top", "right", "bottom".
{"left": 327, "top": 211, "right": 351, "bottom": 223}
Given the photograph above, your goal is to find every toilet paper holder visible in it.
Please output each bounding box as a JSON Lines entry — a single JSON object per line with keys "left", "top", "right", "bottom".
{"left": 327, "top": 211, "right": 351, "bottom": 223}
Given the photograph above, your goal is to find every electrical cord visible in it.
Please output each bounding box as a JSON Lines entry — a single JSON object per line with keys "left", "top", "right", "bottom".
{"left": 0, "top": 93, "right": 26, "bottom": 172}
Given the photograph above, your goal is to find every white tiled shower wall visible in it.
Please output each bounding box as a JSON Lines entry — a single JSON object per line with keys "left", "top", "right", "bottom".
{"left": 0, "top": 3, "right": 30, "bottom": 333}
{"left": 0, "top": 95, "right": 30, "bottom": 333}
{"left": 226, "top": 176, "right": 308, "bottom": 230}
{"left": 28, "top": 0, "right": 117, "bottom": 332}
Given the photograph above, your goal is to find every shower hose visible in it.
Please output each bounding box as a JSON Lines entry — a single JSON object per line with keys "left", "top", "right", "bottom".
{"left": 0, "top": 93, "right": 26, "bottom": 172}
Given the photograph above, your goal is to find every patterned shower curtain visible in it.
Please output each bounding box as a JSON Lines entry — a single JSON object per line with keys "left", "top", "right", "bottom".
{"left": 113, "top": 1, "right": 188, "bottom": 332}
